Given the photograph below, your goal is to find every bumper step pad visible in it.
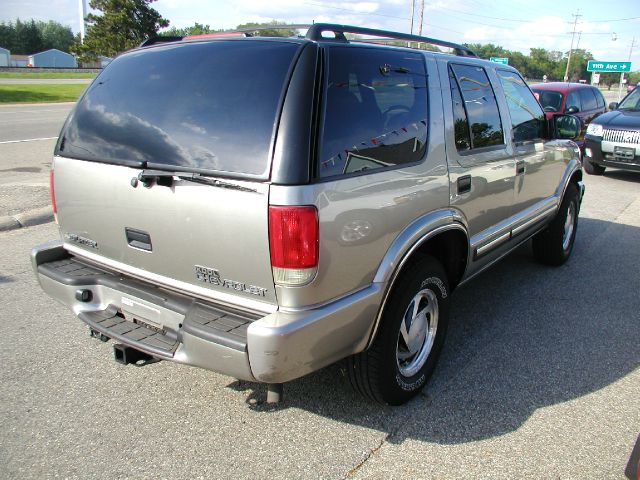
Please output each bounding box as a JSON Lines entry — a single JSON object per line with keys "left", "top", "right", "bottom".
{"left": 80, "top": 307, "right": 179, "bottom": 358}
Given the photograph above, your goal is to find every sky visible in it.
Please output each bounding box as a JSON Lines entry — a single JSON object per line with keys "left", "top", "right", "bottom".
{"left": 1, "top": 0, "right": 639, "bottom": 70}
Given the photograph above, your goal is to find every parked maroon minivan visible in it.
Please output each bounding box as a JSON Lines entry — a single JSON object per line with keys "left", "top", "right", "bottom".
{"left": 531, "top": 82, "right": 607, "bottom": 150}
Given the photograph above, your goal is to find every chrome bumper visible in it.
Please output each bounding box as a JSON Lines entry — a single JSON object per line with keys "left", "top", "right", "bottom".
{"left": 32, "top": 242, "right": 382, "bottom": 383}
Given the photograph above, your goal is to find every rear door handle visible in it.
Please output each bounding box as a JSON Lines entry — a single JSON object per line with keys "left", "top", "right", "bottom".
{"left": 126, "top": 228, "right": 152, "bottom": 251}
{"left": 516, "top": 160, "right": 525, "bottom": 175}
{"left": 457, "top": 175, "right": 471, "bottom": 194}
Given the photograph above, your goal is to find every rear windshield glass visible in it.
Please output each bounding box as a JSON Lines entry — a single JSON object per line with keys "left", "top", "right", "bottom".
{"left": 57, "top": 40, "right": 300, "bottom": 178}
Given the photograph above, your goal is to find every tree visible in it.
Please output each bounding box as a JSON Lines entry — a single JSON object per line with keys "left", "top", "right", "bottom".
{"left": 0, "top": 19, "right": 75, "bottom": 53}
{"left": 160, "top": 22, "right": 217, "bottom": 37}
{"left": 14, "top": 19, "right": 44, "bottom": 54}
{"left": 235, "top": 21, "right": 297, "bottom": 37}
{"left": 38, "top": 21, "right": 75, "bottom": 52}
{"left": 73, "top": 0, "right": 169, "bottom": 61}
{"left": 0, "top": 22, "right": 17, "bottom": 51}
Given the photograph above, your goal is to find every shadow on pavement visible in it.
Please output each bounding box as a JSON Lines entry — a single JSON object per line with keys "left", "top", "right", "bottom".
{"left": 230, "top": 217, "right": 640, "bottom": 444}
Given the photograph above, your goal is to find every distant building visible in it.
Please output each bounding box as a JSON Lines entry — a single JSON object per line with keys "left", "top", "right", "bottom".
{"left": 10, "top": 54, "right": 28, "bottom": 67}
{"left": 0, "top": 47, "right": 9, "bottom": 67}
{"left": 28, "top": 49, "right": 77, "bottom": 68}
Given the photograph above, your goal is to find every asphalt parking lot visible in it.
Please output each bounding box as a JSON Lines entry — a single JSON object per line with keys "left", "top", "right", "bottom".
{"left": 0, "top": 104, "right": 638, "bottom": 479}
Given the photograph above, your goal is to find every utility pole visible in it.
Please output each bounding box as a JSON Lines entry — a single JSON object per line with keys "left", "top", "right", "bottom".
{"left": 409, "top": 0, "right": 415, "bottom": 35}
{"left": 78, "top": 0, "right": 87, "bottom": 42}
{"left": 418, "top": 0, "right": 425, "bottom": 36}
{"left": 564, "top": 11, "right": 581, "bottom": 82}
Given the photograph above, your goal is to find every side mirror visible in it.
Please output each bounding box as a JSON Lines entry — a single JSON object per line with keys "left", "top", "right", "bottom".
{"left": 566, "top": 105, "right": 579, "bottom": 114}
{"left": 608, "top": 102, "right": 618, "bottom": 111}
{"left": 553, "top": 114, "right": 581, "bottom": 140}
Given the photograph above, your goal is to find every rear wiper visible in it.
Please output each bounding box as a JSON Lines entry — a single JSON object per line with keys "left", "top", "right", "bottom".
{"left": 134, "top": 169, "right": 256, "bottom": 193}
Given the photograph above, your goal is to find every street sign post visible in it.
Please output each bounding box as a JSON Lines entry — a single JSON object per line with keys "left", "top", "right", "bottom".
{"left": 490, "top": 57, "right": 508, "bottom": 65}
{"left": 587, "top": 61, "right": 632, "bottom": 72}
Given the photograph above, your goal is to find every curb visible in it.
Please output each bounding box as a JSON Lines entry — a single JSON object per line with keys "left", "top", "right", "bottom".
{"left": 0, "top": 206, "right": 53, "bottom": 232}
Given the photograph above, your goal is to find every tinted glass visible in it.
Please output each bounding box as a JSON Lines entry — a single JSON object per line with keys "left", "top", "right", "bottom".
{"left": 593, "top": 88, "right": 605, "bottom": 108}
{"left": 618, "top": 88, "right": 640, "bottom": 110}
{"left": 450, "top": 64, "right": 503, "bottom": 149}
{"left": 450, "top": 68, "right": 471, "bottom": 150}
{"left": 497, "top": 70, "right": 544, "bottom": 143}
{"left": 533, "top": 89, "right": 563, "bottom": 112}
{"left": 58, "top": 41, "right": 300, "bottom": 177}
{"left": 579, "top": 87, "right": 598, "bottom": 111}
{"left": 319, "top": 46, "right": 428, "bottom": 178}
{"left": 565, "top": 91, "right": 581, "bottom": 112}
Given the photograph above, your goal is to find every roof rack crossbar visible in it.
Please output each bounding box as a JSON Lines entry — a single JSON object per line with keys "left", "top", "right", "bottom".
{"left": 305, "top": 24, "right": 477, "bottom": 57}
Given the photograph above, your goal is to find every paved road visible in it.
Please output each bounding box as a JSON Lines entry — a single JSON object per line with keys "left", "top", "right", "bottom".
{"left": 0, "top": 104, "right": 638, "bottom": 479}
{"left": 1, "top": 176, "right": 639, "bottom": 478}
{"left": 0, "top": 104, "right": 71, "bottom": 217}
{"left": 0, "top": 103, "right": 72, "bottom": 143}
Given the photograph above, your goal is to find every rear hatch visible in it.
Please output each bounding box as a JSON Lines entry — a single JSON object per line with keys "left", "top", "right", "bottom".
{"left": 52, "top": 39, "right": 304, "bottom": 310}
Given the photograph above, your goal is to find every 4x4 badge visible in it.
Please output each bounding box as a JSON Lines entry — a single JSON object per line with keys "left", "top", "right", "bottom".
{"left": 195, "top": 265, "right": 267, "bottom": 297}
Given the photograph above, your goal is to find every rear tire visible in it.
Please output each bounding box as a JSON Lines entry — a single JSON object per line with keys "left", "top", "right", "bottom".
{"left": 348, "top": 255, "right": 449, "bottom": 405}
{"left": 533, "top": 183, "right": 579, "bottom": 266}
{"left": 583, "top": 157, "right": 605, "bottom": 175}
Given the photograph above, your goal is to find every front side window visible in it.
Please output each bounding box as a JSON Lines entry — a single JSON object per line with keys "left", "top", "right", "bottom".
{"left": 533, "top": 89, "right": 563, "bottom": 112}
{"left": 496, "top": 70, "right": 545, "bottom": 143}
{"left": 449, "top": 64, "right": 504, "bottom": 150}
{"left": 319, "top": 46, "right": 428, "bottom": 178}
{"left": 618, "top": 88, "right": 640, "bottom": 110}
{"left": 565, "top": 91, "right": 581, "bottom": 112}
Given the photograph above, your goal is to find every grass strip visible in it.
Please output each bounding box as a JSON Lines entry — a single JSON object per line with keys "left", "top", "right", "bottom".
{"left": 0, "top": 84, "right": 87, "bottom": 103}
{"left": 0, "top": 72, "right": 97, "bottom": 79}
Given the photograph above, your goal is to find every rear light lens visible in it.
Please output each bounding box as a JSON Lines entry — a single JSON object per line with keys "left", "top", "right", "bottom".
{"left": 49, "top": 169, "right": 58, "bottom": 223}
{"left": 269, "top": 206, "right": 318, "bottom": 286}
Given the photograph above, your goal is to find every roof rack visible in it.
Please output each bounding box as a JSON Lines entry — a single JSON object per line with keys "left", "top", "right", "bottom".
{"left": 305, "top": 24, "right": 476, "bottom": 57}
{"left": 140, "top": 24, "right": 477, "bottom": 58}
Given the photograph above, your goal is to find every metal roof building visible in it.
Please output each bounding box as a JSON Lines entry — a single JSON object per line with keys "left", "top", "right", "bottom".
{"left": 0, "top": 47, "right": 9, "bottom": 67}
{"left": 28, "top": 49, "right": 77, "bottom": 68}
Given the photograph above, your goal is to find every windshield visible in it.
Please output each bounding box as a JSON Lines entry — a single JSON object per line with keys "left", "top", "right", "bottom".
{"left": 57, "top": 40, "right": 301, "bottom": 178}
{"left": 618, "top": 88, "right": 640, "bottom": 111}
{"left": 532, "top": 89, "right": 563, "bottom": 112}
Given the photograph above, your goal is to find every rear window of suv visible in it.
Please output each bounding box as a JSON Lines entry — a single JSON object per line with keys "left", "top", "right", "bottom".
{"left": 57, "top": 40, "right": 301, "bottom": 178}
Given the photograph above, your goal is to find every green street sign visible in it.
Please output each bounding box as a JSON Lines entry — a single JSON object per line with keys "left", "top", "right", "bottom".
{"left": 587, "top": 61, "right": 632, "bottom": 72}
{"left": 490, "top": 57, "right": 508, "bottom": 65}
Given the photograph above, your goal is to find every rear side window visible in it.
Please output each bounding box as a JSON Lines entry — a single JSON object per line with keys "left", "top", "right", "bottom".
{"left": 58, "top": 41, "right": 301, "bottom": 178}
{"left": 449, "top": 64, "right": 504, "bottom": 150}
{"left": 319, "top": 46, "right": 428, "bottom": 178}
{"left": 496, "top": 70, "right": 545, "bottom": 143}
{"left": 579, "top": 87, "right": 598, "bottom": 111}
{"left": 593, "top": 88, "right": 605, "bottom": 109}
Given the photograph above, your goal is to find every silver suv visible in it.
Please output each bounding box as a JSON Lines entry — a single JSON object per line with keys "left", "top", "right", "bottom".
{"left": 32, "top": 24, "right": 584, "bottom": 405}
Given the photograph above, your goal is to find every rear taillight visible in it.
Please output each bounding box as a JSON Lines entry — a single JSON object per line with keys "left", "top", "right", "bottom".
{"left": 268, "top": 206, "right": 318, "bottom": 286}
{"left": 49, "top": 169, "right": 58, "bottom": 223}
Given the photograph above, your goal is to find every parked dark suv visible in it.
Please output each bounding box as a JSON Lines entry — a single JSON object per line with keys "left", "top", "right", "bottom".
{"left": 584, "top": 86, "right": 640, "bottom": 175}
{"left": 31, "top": 24, "right": 583, "bottom": 405}
{"left": 531, "top": 82, "right": 607, "bottom": 151}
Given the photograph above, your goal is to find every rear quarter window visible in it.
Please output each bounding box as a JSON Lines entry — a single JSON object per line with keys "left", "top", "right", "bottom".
{"left": 319, "top": 46, "right": 428, "bottom": 179}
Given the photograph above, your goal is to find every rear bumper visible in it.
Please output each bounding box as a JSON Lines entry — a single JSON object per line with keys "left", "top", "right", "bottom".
{"left": 32, "top": 242, "right": 382, "bottom": 383}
